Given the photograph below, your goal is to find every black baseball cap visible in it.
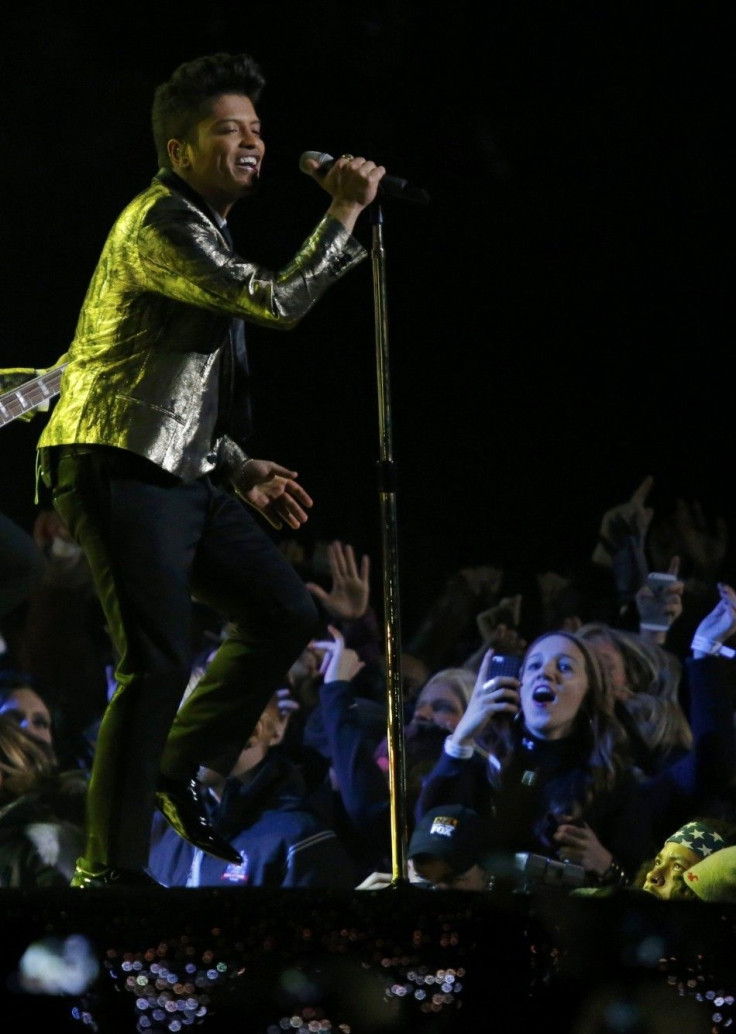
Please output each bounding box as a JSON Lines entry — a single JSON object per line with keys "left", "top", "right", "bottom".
{"left": 408, "top": 805, "right": 493, "bottom": 875}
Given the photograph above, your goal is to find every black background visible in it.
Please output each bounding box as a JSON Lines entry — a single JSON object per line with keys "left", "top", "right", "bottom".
{"left": 2, "top": 2, "right": 732, "bottom": 635}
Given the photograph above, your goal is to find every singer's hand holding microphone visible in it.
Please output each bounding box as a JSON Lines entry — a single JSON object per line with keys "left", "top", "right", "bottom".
{"left": 299, "top": 151, "right": 430, "bottom": 207}
{"left": 299, "top": 151, "right": 386, "bottom": 220}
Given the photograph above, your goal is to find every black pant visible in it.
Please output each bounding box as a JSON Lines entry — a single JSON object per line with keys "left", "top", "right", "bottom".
{"left": 46, "top": 445, "right": 319, "bottom": 870}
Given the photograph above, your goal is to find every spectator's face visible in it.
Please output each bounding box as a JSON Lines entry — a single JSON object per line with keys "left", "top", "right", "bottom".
{"left": 0, "top": 687, "right": 52, "bottom": 745}
{"left": 408, "top": 857, "right": 488, "bottom": 891}
{"left": 520, "top": 635, "right": 589, "bottom": 740}
{"left": 228, "top": 699, "right": 285, "bottom": 779}
{"left": 642, "top": 841, "right": 701, "bottom": 899}
{"left": 401, "top": 654, "right": 431, "bottom": 700}
{"left": 410, "top": 682, "right": 465, "bottom": 733}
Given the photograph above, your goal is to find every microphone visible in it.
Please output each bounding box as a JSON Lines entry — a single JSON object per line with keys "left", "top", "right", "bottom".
{"left": 299, "top": 151, "right": 430, "bottom": 205}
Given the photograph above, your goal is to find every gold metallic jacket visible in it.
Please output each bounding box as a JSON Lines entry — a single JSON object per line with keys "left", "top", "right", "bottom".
{"left": 38, "top": 171, "right": 366, "bottom": 480}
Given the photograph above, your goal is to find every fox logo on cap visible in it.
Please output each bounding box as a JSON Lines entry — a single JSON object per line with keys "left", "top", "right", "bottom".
{"left": 429, "top": 816, "right": 460, "bottom": 839}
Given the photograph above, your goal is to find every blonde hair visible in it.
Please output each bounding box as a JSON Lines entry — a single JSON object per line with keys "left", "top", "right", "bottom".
{"left": 417, "top": 668, "right": 476, "bottom": 710}
{"left": 0, "top": 716, "right": 58, "bottom": 805}
{"left": 578, "top": 623, "right": 692, "bottom": 754}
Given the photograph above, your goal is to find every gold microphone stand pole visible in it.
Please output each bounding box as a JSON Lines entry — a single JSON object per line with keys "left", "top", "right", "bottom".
{"left": 370, "top": 200, "right": 409, "bottom": 886}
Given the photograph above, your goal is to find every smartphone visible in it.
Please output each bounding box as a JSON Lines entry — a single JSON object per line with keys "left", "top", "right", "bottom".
{"left": 639, "top": 572, "right": 677, "bottom": 631}
{"left": 487, "top": 654, "right": 523, "bottom": 681}
{"left": 646, "top": 572, "right": 677, "bottom": 596}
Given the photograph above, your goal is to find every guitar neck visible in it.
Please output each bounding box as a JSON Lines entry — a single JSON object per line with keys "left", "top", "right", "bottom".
{"left": 0, "top": 363, "right": 68, "bottom": 428}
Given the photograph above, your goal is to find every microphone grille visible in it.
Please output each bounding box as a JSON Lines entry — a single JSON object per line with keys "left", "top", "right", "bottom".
{"left": 298, "top": 150, "right": 334, "bottom": 174}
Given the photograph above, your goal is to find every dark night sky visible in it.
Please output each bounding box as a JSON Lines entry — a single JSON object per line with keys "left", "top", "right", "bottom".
{"left": 1, "top": 2, "right": 732, "bottom": 634}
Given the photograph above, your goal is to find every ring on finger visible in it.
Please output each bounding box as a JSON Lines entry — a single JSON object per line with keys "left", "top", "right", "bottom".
{"left": 340, "top": 153, "right": 354, "bottom": 161}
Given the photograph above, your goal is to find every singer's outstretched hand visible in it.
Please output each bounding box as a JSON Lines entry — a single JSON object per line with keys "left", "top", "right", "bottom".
{"left": 231, "top": 458, "right": 313, "bottom": 531}
{"left": 302, "top": 153, "right": 386, "bottom": 233}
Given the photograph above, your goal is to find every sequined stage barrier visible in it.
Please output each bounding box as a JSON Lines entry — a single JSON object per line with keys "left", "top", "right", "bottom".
{"left": 1, "top": 884, "right": 735, "bottom": 1033}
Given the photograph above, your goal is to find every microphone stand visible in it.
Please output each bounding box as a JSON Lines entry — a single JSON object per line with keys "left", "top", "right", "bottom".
{"left": 370, "top": 201, "right": 409, "bottom": 886}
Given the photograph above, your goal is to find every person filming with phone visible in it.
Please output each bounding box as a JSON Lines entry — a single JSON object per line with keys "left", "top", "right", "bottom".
{"left": 415, "top": 589, "right": 736, "bottom": 888}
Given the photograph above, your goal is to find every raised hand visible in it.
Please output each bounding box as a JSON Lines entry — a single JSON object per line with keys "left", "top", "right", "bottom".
{"left": 305, "top": 540, "right": 370, "bottom": 620}
{"left": 449, "top": 648, "right": 520, "bottom": 747}
{"left": 310, "top": 624, "right": 365, "bottom": 684}
{"left": 592, "top": 475, "right": 654, "bottom": 566}
{"left": 590, "top": 476, "right": 655, "bottom": 610}
{"left": 635, "top": 555, "right": 685, "bottom": 643}
{"left": 669, "top": 498, "right": 728, "bottom": 581}
{"left": 487, "top": 623, "right": 528, "bottom": 658}
{"left": 476, "top": 593, "right": 527, "bottom": 657}
{"left": 457, "top": 565, "right": 504, "bottom": 600}
{"left": 692, "top": 582, "right": 736, "bottom": 654}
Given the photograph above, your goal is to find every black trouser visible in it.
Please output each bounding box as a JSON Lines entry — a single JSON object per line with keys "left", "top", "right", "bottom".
{"left": 45, "top": 446, "right": 319, "bottom": 870}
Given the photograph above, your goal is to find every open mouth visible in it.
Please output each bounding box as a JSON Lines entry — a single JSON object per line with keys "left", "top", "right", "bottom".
{"left": 532, "top": 685, "right": 555, "bottom": 703}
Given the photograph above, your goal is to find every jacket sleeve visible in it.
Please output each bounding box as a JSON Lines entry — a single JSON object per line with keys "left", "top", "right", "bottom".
{"left": 316, "top": 679, "right": 391, "bottom": 845}
{"left": 138, "top": 201, "right": 367, "bottom": 329}
{"left": 282, "top": 827, "right": 358, "bottom": 889}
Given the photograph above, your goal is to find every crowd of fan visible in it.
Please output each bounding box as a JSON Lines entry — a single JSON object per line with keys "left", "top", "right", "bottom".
{"left": 2, "top": 474, "right": 736, "bottom": 904}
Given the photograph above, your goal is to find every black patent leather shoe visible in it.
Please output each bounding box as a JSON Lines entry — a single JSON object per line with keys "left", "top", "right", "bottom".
{"left": 155, "top": 774, "right": 241, "bottom": 865}
{"left": 71, "top": 861, "right": 162, "bottom": 888}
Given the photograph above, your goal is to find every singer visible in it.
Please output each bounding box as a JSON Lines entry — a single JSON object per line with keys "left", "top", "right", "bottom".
{"left": 36, "top": 51, "right": 386, "bottom": 888}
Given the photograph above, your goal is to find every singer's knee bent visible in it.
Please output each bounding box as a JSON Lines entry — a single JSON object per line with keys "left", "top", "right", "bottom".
{"left": 230, "top": 582, "right": 320, "bottom": 663}
{"left": 285, "top": 586, "right": 322, "bottom": 648}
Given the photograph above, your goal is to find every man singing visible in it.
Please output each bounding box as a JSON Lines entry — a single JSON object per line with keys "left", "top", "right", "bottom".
{"left": 37, "top": 51, "right": 385, "bottom": 887}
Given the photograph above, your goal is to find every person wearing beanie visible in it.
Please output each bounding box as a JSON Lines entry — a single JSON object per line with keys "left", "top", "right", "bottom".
{"left": 641, "top": 819, "right": 734, "bottom": 900}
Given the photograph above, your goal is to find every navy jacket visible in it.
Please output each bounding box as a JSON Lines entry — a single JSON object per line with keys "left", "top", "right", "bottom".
{"left": 149, "top": 750, "right": 358, "bottom": 889}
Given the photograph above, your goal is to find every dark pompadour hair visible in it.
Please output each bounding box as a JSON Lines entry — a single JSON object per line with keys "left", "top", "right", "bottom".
{"left": 151, "top": 52, "right": 266, "bottom": 169}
